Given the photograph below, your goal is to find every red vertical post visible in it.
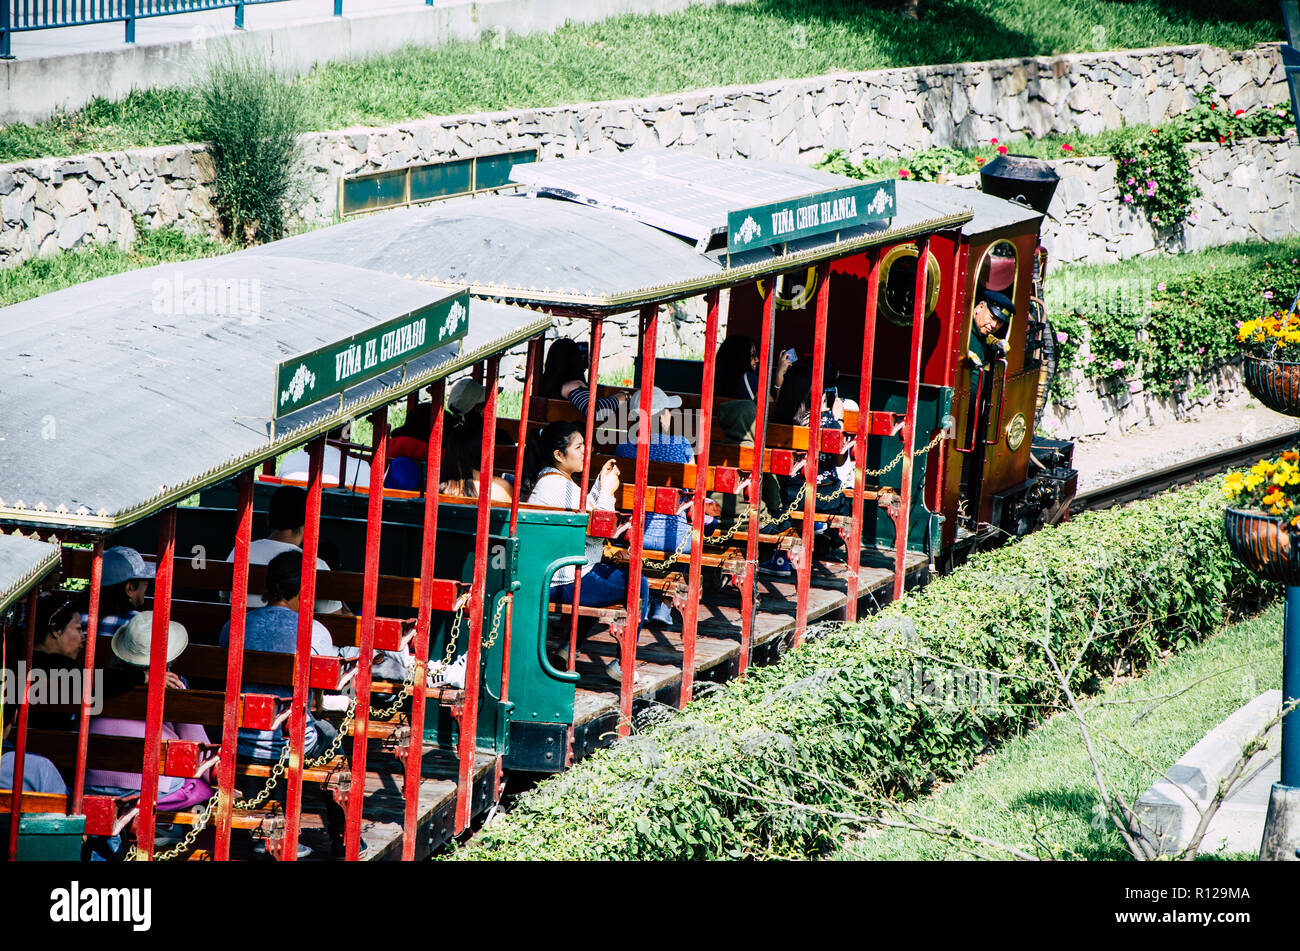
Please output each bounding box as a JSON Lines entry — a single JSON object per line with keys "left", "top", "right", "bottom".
{"left": 794, "top": 273, "right": 831, "bottom": 645}
{"left": 569, "top": 319, "right": 603, "bottom": 670}
{"left": 740, "top": 283, "right": 778, "bottom": 673}
{"left": 456, "top": 356, "right": 500, "bottom": 833}
{"left": 6, "top": 588, "right": 38, "bottom": 861}
{"left": 512, "top": 338, "right": 542, "bottom": 536}
{"left": 619, "top": 305, "right": 657, "bottom": 735}
{"left": 894, "top": 238, "right": 932, "bottom": 600}
{"left": 845, "top": 251, "right": 882, "bottom": 622}
{"left": 136, "top": 506, "right": 177, "bottom": 859}
{"left": 283, "top": 437, "right": 324, "bottom": 860}
{"left": 403, "top": 379, "right": 446, "bottom": 860}
{"left": 214, "top": 471, "right": 254, "bottom": 861}
{"left": 72, "top": 541, "right": 103, "bottom": 811}
{"left": 680, "top": 289, "right": 721, "bottom": 708}
{"left": 345, "top": 410, "right": 388, "bottom": 860}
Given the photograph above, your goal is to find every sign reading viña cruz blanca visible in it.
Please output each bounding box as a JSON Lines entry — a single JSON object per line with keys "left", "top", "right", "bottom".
{"left": 274, "top": 289, "right": 470, "bottom": 418}
{"left": 727, "top": 180, "right": 896, "bottom": 254}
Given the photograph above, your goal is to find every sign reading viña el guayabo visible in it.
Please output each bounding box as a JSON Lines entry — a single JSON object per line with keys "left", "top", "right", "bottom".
{"left": 727, "top": 180, "right": 896, "bottom": 254}
{"left": 274, "top": 289, "right": 469, "bottom": 418}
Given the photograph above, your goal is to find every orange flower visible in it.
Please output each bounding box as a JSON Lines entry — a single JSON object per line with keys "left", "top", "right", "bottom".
{"left": 1285, "top": 451, "right": 1299, "bottom": 463}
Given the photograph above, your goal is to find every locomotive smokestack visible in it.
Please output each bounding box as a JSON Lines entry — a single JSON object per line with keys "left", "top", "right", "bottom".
{"left": 978, "top": 155, "right": 1060, "bottom": 216}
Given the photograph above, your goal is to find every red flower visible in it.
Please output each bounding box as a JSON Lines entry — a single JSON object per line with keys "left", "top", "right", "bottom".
{"left": 898, "top": 168, "right": 911, "bottom": 178}
{"left": 997, "top": 145, "right": 1008, "bottom": 155}
{"left": 1218, "top": 136, "right": 1226, "bottom": 143}
{"left": 990, "top": 137, "right": 999, "bottom": 145}
{"left": 1234, "top": 109, "right": 1245, "bottom": 116}
{"left": 1061, "top": 143, "right": 1074, "bottom": 152}
{"left": 1209, "top": 103, "right": 1217, "bottom": 110}
{"left": 975, "top": 156, "right": 986, "bottom": 165}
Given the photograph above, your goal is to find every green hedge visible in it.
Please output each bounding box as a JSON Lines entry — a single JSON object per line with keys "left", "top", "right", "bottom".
{"left": 456, "top": 480, "right": 1269, "bottom": 860}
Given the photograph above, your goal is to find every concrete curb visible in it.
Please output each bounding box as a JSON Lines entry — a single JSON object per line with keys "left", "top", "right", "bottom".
{"left": 1135, "top": 689, "right": 1281, "bottom": 857}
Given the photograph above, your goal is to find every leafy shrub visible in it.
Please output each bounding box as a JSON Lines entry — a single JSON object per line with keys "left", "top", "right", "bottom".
{"left": 195, "top": 52, "right": 307, "bottom": 245}
{"left": 1113, "top": 128, "right": 1200, "bottom": 228}
{"left": 455, "top": 480, "right": 1269, "bottom": 860}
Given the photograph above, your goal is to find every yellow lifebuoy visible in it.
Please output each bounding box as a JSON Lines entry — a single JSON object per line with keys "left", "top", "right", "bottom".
{"left": 878, "top": 244, "right": 941, "bottom": 327}
{"left": 757, "top": 267, "right": 819, "bottom": 310}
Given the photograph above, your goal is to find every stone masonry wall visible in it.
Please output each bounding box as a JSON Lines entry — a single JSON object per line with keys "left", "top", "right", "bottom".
{"left": 0, "top": 43, "right": 1290, "bottom": 267}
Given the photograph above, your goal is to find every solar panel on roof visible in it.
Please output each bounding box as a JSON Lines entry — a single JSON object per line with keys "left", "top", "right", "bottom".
{"left": 511, "top": 153, "right": 861, "bottom": 244}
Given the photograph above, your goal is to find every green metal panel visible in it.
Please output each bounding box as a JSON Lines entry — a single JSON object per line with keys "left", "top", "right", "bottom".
{"left": 0, "top": 813, "right": 87, "bottom": 861}
{"left": 410, "top": 159, "right": 473, "bottom": 203}
{"left": 340, "top": 169, "right": 408, "bottom": 217}
{"left": 849, "top": 377, "right": 950, "bottom": 555}
{"left": 475, "top": 150, "right": 536, "bottom": 190}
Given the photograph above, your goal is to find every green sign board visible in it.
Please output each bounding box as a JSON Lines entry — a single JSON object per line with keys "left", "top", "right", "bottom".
{"left": 274, "top": 289, "right": 469, "bottom": 418}
{"left": 727, "top": 179, "right": 897, "bottom": 253}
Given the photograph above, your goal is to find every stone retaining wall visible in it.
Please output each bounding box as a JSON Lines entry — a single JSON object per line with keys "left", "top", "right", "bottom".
{"left": 1042, "top": 360, "right": 1249, "bottom": 441}
{"left": 0, "top": 43, "right": 1290, "bottom": 267}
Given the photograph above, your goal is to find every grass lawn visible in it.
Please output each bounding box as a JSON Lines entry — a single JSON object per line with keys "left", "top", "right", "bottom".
{"left": 837, "top": 600, "right": 1283, "bottom": 861}
{"left": 0, "top": 225, "right": 230, "bottom": 307}
{"left": 0, "top": 0, "right": 1282, "bottom": 163}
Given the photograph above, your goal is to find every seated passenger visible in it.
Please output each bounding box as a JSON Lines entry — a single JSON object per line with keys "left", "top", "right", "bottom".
{"left": 280, "top": 423, "right": 371, "bottom": 489}
{"left": 218, "top": 552, "right": 349, "bottom": 856}
{"left": 615, "top": 386, "right": 714, "bottom": 554}
{"left": 522, "top": 422, "right": 669, "bottom": 681}
{"left": 541, "top": 338, "right": 629, "bottom": 416}
{"left": 771, "top": 362, "right": 852, "bottom": 553}
{"left": 714, "top": 334, "right": 792, "bottom": 402}
{"left": 226, "top": 485, "right": 345, "bottom": 615}
{"left": 1, "top": 717, "right": 67, "bottom": 794}
{"left": 26, "top": 592, "right": 86, "bottom": 730}
{"left": 440, "top": 417, "right": 513, "bottom": 503}
{"left": 87, "top": 546, "right": 154, "bottom": 638}
{"left": 614, "top": 386, "right": 693, "bottom": 464}
{"left": 85, "top": 612, "right": 214, "bottom": 812}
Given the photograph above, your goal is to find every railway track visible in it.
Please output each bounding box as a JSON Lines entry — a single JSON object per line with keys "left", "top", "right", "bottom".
{"left": 1069, "top": 429, "right": 1300, "bottom": 515}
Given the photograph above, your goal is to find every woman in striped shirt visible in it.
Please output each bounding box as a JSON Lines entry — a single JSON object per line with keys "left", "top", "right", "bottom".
{"left": 540, "top": 338, "right": 631, "bottom": 416}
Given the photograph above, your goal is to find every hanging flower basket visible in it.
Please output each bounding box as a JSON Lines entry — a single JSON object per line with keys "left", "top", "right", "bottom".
{"left": 1223, "top": 506, "right": 1300, "bottom": 584}
{"left": 1242, "top": 355, "right": 1300, "bottom": 417}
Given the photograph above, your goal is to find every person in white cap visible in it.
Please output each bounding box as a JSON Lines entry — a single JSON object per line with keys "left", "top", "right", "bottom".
{"left": 87, "top": 545, "right": 156, "bottom": 639}
{"left": 447, "top": 377, "right": 488, "bottom": 416}
{"left": 614, "top": 386, "right": 693, "bottom": 464}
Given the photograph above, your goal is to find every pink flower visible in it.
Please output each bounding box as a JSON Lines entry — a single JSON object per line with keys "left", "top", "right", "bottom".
{"left": 1086, "top": 353, "right": 1097, "bottom": 365}
{"left": 898, "top": 168, "right": 911, "bottom": 178}
{"left": 1235, "top": 320, "right": 1243, "bottom": 328}
{"left": 1126, "top": 177, "right": 1136, "bottom": 186}
{"left": 1123, "top": 195, "right": 1134, "bottom": 204}
{"left": 1061, "top": 143, "right": 1074, "bottom": 152}
{"left": 1056, "top": 331, "right": 1069, "bottom": 343}
{"left": 997, "top": 145, "right": 1008, "bottom": 155}
{"left": 1265, "top": 291, "right": 1274, "bottom": 300}
{"left": 1157, "top": 282, "right": 1166, "bottom": 291}
{"left": 990, "top": 137, "right": 999, "bottom": 145}
{"left": 1197, "top": 347, "right": 1205, "bottom": 355}
{"left": 1111, "top": 359, "right": 1125, "bottom": 371}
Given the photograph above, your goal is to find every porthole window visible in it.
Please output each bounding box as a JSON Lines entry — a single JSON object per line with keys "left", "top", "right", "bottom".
{"left": 878, "top": 244, "right": 941, "bottom": 327}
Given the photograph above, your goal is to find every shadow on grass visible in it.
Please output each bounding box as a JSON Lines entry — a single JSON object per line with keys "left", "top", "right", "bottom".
{"left": 1009, "top": 786, "right": 1142, "bottom": 860}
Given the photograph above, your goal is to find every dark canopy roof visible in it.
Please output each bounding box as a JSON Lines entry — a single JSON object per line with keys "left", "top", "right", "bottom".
{"left": 0, "top": 253, "right": 550, "bottom": 533}
{"left": 0, "top": 533, "right": 61, "bottom": 614}
{"left": 894, "top": 179, "right": 1043, "bottom": 239}
{"left": 263, "top": 154, "right": 976, "bottom": 312}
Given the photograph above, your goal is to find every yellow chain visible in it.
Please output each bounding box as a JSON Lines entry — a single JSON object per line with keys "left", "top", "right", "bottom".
{"left": 237, "top": 742, "right": 291, "bottom": 810}
{"left": 481, "top": 595, "right": 509, "bottom": 650}
{"left": 126, "top": 787, "right": 223, "bottom": 862}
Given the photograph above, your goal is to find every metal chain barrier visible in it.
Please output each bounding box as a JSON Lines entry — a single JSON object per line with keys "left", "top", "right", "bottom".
{"left": 126, "top": 788, "right": 223, "bottom": 862}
